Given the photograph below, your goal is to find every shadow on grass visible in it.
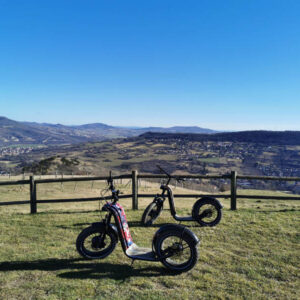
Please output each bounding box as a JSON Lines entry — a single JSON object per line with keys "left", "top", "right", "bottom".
{"left": 0, "top": 258, "right": 175, "bottom": 280}
{"left": 254, "top": 208, "right": 300, "bottom": 213}
{"left": 127, "top": 221, "right": 162, "bottom": 228}
{"left": 127, "top": 221, "right": 199, "bottom": 228}
{"left": 57, "top": 221, "right": 198, "bottom": 230}
{"left": 56, "top": 222, "right": 91, "bottom": 229}
{"left": 16, "top": 210, "right": 99, "bottom": 216}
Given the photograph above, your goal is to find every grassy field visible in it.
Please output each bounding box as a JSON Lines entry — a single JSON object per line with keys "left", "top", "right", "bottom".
{"left": 0, "top": 180, "right": 299, "bottom": 299}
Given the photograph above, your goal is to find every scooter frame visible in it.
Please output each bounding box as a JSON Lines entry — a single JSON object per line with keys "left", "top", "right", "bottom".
{"left": 141, "top": 166, "right": 223, "bottom": 226}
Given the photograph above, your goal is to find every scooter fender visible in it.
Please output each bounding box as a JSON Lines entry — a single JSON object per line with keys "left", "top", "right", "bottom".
{"left": 152, "top": 224, "right": 199, "bottom": 254}
{"left": 193, "top": 197, "right": 223, "bottom": 211}
{"left": 91, "top": 222, "right": 119, "bottom": 242}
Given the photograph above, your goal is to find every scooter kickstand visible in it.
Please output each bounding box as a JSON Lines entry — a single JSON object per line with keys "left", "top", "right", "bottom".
{"left": 130, "top": 259, "right": 135, "bottom": 268}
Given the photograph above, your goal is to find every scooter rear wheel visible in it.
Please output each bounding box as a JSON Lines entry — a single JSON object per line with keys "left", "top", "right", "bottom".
{"left": 141, "top": 202, "right": 163, "bottom": 226}
{"left": 155, "top": 229, "right": 198, "bottom": 272}
{"left": 193, "top": 197, "right": 222, "bottom": 227}
{"left": 76, "top": 225, "right": 117, "bottom": 259}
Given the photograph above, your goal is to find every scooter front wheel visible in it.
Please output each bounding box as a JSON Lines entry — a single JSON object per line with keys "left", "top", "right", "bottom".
{"left": 193, "top": 197, "right": 222, "bottom": 227}
{"left": 141, "top": 201, "right": 163, "bottom": 226}
{"left": 76, "top": 225, "right": 117, "bottom": 259}
{"left": 155, "top": 229, "right": 198, "bottom": 272}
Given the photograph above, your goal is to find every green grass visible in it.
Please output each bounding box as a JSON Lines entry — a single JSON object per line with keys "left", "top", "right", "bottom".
{"left": 0, "top": 182, "right": 299, "bottom": 299}
{"left": 197, "top": 157, "right": 220, "bottom": 164}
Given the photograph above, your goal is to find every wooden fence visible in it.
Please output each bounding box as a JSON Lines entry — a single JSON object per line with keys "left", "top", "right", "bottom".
{"left": 0, "top": 171, "right": 300, "bottom": 214}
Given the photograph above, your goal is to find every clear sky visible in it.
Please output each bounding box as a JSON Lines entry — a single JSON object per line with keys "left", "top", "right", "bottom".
{"left": 0, "top": 0, "right": 299, "bottom": 130}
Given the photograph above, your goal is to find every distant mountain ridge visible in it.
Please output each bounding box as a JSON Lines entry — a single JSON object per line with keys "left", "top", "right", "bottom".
{"left": 135, "top": 126, "right": 216, "bottom": 134}
{"left": 137, "top": 131, "right": 300, "bottom": 145}
{"left": 0, "top": 116, "right": 217, "bottom": 146}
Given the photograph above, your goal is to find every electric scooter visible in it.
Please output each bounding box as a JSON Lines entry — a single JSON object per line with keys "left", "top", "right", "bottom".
{"left": 141, "top": 166, "right": 223, "bottom": 227}
{"left": 76, "top": 173, "right": 200, "bottom": 273}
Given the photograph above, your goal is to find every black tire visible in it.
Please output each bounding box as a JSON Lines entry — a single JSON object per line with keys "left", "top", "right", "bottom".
{"left": 192, "top": 197, "right": 222, "bottom": 227}
{"left": 141, "top": 201, "right": 163, "bottom": 226}
{"left": 76, "top": 225, "right": 117, "bottom": 259}
{"left": 154, "top": 229, "right": 198, "bottom": 272}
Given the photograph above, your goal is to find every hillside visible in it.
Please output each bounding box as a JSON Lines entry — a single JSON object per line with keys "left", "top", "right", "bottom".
{"left": 0, "top": 117, "right": 95, "bottom": 146}
{"left": 0, "top": 116, "right": 217, "bottom": 146}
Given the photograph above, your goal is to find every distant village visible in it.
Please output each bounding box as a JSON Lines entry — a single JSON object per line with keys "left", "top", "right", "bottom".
{"left": 0, "top": 146, "right": 34, "bottom": 157}
{"left": 131, "top": 138, "right": 300, "bottom": 193}
{"left": 0, "top": 146, "right": 35, "bottom": 175}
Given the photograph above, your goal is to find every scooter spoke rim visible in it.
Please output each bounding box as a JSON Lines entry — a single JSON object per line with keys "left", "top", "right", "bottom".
{"left": 83, "top": 232, "right": 113, "bottom": 255}
{"left": 161, "top": 237, "right": 192, "bottom": 265}
{"left": 197, "top": 204, "right": 217, "bottom": 223}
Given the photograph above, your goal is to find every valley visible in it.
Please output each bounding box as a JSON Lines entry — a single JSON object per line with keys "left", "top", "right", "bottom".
{"left": 1, "top": 131, "right": 300, "bottom": 194}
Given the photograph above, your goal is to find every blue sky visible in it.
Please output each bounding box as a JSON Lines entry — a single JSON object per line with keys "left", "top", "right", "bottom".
{"left": 0, "top": 0, "right": 299, "bottom": 130}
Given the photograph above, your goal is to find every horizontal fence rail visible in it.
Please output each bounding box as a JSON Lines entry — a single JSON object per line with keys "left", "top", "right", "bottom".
{"left": 237, "top": 175, "right": 300, "bottom": 181}
{"left": 34, "top": 174, "right": 132, "bottom": 184}
{"left": 0, "top": 170, "right": 299, "bottom": 214}
{"left": 137, "top": 194, "right": 231, "bottom": 198}
{"left": 137, "top": 174, "right": 231, "bottom": 179}
{"left": 35, "top": 194, "right": 132, "bottom": 204}
{"left": 0, "top": 180, "right": 30, "bottom": 186}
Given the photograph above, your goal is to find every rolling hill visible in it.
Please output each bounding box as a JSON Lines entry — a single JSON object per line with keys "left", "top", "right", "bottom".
{"left": 0, "top": 116, "right": 217, "bottom": 146}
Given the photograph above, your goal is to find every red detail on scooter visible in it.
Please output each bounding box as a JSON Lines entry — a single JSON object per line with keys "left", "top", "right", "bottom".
{"left": 108, "top": 202, "right": 133, "bottom": 247}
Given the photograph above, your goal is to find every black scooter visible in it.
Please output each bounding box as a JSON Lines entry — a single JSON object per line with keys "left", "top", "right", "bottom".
{"left": 141, "top": 166, "right": 223, "bottom": 227}
{"left": 76, "top": 173, "right": 200, "bottom": 273}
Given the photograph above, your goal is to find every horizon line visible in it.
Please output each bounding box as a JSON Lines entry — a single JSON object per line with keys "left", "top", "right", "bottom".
{"left": 1, "top": 115, "right": 300, "bottom": 132}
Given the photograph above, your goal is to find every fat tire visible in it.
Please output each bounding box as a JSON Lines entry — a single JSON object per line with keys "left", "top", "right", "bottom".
{"left": 155, "top": 229, "right": 198, "bottom": 273}
{"left": 141, "top": 202, "right": 163, "bottom": 226}
{"left": 76, "top": 225, "right": 117, "bottom": 259}
{"left": 193, "top": 198, "right": 222, "bottom": 227}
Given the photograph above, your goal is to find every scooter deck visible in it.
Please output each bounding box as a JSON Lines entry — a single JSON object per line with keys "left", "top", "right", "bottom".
{"left": 125, "top": 243, "right": 158, "bottom": 261}
{"left": 174, "top": 215, "right": 194, "bottom": 222}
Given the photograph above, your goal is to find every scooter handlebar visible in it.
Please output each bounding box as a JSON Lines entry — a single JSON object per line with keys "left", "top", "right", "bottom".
{"left": 157, "top": 165, "right": 186, "bottom": 184}
{"left": 156, "top": 165, "right": 171, "bottom": 177}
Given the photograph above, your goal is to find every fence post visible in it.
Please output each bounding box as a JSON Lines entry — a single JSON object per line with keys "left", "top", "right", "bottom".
{"left": 230, "top": 171, "right": 237, "bottom": 210}
{"left": 30, "top": 176, "right": 37, "bottom": 214}
{"left": 132, "top": 170, "right": 138, "bottom": 210}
